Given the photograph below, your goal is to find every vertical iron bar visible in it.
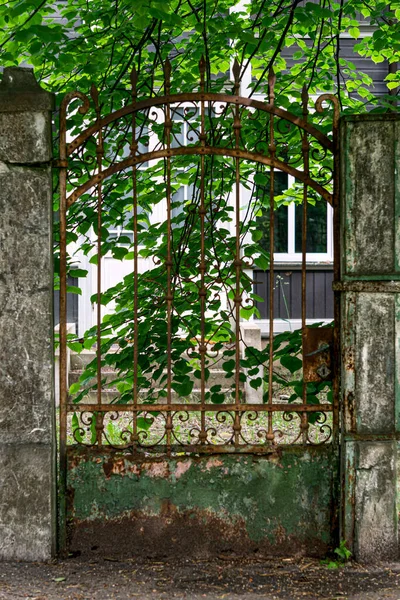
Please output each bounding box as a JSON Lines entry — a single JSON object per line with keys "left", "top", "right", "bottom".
{"left": 91, "top": 84, "right": 104, "bottom": 447}
{"left": 131, "top": 67, "right": 139, "bottom": 449}
{"left": 233, "top": 60, "right": 242, "bottom": 447}
{"left": 58, "top": 100, "right": 68, "bottom": 556}
{"left": 331, "top": 101, "right": 340, "bottom": 444}
{"left": 58, "top": 91, "right": 89, "bottom": 555}
{"left": 267, "top": 68, "right": 276, "bottom": 444}
{"left": 301, "top": 85, "right": 309, "bottom": 444}
{"left": 164, "top": 59, "right": 173, "bottom": 452}
{"left": 199, "top": 56, "right": 207, "bottom": 445}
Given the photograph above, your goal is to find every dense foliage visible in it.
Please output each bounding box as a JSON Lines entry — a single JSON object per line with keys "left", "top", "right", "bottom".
{"left": 0, "top": 0, "right": 398, "bottom": 413}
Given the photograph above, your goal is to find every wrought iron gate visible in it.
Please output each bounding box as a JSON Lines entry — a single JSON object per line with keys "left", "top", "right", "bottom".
{"left": 58, "top": 58, "right": 339, "bottom": 507}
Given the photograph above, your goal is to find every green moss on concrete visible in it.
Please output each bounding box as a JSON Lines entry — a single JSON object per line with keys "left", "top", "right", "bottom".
{"left": 68, "top": 447, "right": 337, "bottom": 549}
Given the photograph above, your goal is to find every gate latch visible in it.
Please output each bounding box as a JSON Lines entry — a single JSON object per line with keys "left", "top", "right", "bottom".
{"left": 303, "top": 326, "right": 334, "bottom": 383}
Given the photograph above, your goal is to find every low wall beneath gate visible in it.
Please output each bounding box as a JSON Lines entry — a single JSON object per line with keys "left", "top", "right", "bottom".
{"left": 67, "top": 446, "right": 337, "bottom": 558}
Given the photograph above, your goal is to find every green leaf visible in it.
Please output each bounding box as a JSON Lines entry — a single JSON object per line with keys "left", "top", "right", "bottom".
{"left": 172, "top": 377, "right": 194, "bottom": 397}
{"left": 222, "top": 359, "right": 235, "bottom": 373}
{"left": 116, "top": 381, "right": 132, "bottom": 394}
{"left": 211, "top": 392, "right": 226, "bottom": 404}
{"left": 66, "top": 285, "right": 82, "bottom": 295}
{"left": 69, "top": 382, "right": 81, "bottom": 395}
{"left": 69, "top": 269, "right": 88, "bottom": 278}
{"left": 348, "top": 27, "right": 360, "bottom": 39}
{"left": 249, "top": 377, "right": 262, "bottom": 390}
{"left": 137, "top": 416, "right": 154, "bottom": 430}
{"left": 254, "top": 254, "right": 269, "bottom": 270}
{"left": 67, "top": 341, "right": 83, "bottom": 353}
{"left": 112, "top": 246, "right": 128, "bottom": 260}
{"left": 280, "top": 354, "right": 303, "bottom": 374}
{"left": 251, "top": 230, "right": 263, "bottom": 242}
{"left": 71, "top": 413, "right": 83, "bottom": 443}
{"left": 210, "top": 384, "right": 222, "bottom": 393}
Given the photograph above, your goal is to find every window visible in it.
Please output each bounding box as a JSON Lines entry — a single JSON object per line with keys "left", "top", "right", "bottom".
{"left": 256, "top": 172, "right": 333, "bottom": 263}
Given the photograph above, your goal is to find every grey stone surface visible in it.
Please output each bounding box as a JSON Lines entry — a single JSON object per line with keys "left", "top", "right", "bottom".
{"left": 0, "top": 67, "right": 55, "bottom": 560}
{"left": 340, "top": 115, "right": 400, "bottom": 563}
{"left": 354, "top": 441, "right": 398, "bottom": 563}
{"left": 340, "top": 116, "right": 397, "bottom": 275}
{"left": 0, "top": 444, "right": 55, "bottom": 561}
{"left": 0, "top": 67, "right": 54, "bottom": 113}
{"left": 0, "top": 112, "right": 53, "bottom": 163}
{"left": 354, "top": 293, "right": 395, "bottom": 434}
{"left": 0, "top": 167, "right": 54, "bottom": 445}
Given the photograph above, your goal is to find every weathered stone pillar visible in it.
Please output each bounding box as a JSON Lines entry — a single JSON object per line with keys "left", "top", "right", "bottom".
{"left": 0, "top": 68, "right": 56, "bottom": 560}
{"left": 338, "top": 114, "right": 400, "bottom": 562}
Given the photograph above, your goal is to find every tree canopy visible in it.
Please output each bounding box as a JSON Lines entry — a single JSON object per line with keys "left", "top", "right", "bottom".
{"left": 0, "top": 0, "right": 399, "bottom": 104}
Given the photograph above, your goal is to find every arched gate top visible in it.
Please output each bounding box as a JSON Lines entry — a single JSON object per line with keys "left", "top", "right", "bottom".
{"left": 58, "top": 58, "right": 339, "bottom": 208}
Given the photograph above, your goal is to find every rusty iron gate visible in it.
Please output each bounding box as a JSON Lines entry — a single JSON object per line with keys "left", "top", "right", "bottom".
{"left": 57, "top": 59, "right": 340, "bottom": 550}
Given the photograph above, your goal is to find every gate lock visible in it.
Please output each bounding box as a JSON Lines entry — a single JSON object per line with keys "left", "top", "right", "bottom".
{"left": 303, "top": 326, "right": 334, "bottom": 383}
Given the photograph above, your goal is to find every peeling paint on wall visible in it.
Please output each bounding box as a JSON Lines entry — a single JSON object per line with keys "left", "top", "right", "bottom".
{"left": 67, "top": 446, "right": 338, "bottom": 558}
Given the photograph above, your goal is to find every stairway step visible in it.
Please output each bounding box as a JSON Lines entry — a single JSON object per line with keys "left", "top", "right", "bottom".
{"left": 70, "top": 346, "right": 239, "bottom": 371}
{"left": 69, "top": 369, "right": 241, "bottom": 389}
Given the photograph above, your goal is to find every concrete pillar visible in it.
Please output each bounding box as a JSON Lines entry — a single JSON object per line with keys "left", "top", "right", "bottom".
{"left": 240, "top": 323, "right": 263, "bottom": 403}
{"left": 338, "top": 114, "right": 400, "bottom": 562}
{"left": 0, "top": 68, "right": 56, "bottom": 560}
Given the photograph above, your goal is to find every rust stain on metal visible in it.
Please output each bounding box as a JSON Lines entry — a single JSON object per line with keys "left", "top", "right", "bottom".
{"left": 68, "top": 509, "right": 329, "bottom": 559}
{"left": 303, "top": 327, "right": 334, "bottom": 383}
{"left": 345, "top": 392, "right": 356, "bottom": 433}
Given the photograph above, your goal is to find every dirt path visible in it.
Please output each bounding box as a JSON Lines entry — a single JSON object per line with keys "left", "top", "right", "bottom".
{"left": 1, "top": 556, "right": 400, "bottom": 600}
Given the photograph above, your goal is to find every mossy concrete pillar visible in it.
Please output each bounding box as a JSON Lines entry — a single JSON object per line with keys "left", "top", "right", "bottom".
{"left": 338, "top": 114, "right": 400, "bottom": 562}
{"left": 0, "top": 68, "right": 56, "bottom": 560}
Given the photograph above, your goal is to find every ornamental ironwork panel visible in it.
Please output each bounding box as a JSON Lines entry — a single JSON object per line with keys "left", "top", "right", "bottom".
{"left": 57, "top": 58, "right": 340, "bottom": 463}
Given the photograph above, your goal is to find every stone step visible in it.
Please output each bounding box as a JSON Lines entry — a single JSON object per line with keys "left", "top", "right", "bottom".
{"left": 68, "top": 368, "right": 239, "bottom": 389}
{"left": 70, "top": 348, "right": 238, "bottom": 371}
{"left": 68, "top": 388, "right": 241, "bottom": 404}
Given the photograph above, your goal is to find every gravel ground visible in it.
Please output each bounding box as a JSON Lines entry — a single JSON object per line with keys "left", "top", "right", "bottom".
{"left": 1, "top": 556, "right": 400, "bottom": 600}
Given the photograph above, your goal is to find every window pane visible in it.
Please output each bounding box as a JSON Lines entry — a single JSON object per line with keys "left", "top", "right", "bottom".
{"left": 295, "top": 201, "right": 327, "bottom": 253}
{"left": 257, "top": 205, "right": 288, "bottom": 253}
{"left": 256, "top": 171, "right": 288, "bottom": 254}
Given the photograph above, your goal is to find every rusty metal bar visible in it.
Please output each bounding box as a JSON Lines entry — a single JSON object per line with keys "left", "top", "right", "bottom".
{"left": 233, "top": 59, "right": 242, "bottom": 447}
{"left": 267, "top": 68, "right": 276, "bottom": 444}
{"left": 331, "top": 96, "right": 340, "bottom": 445}
{"left": 66, "top": 93, "right": 334, "bottom": 157}
{"left": 91, "top": 84, "right": 104, "bottom": 447}
{"left": 164, "top": 59, "right": 173, "bottom": 452}
{"left": 58, "top": 97, "right": 68, "bottom": 556}
{"left": 199, "top": 56, "right": 207, "bottom": 445}
{"left": 301, "top": 85, "right": 309, "bottom": 444}
{"left": 131, "top": 66, "right": 139, "bottom": 449}
{"left": 314, "top": 93, "right": 340, "bottom": 447}
{"left": 129, "top": 444, "right": 280, "bottom": 454}
{"left": 68, "top": 403, "right": 333, "bottom": 413}
{"left": 67, "top": 147, "right": 334, "bottom": 208}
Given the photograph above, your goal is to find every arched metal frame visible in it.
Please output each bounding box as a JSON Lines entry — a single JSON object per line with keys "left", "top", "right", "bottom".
{"left": 58, "top": 58, "right": 340, "bottom": 461}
